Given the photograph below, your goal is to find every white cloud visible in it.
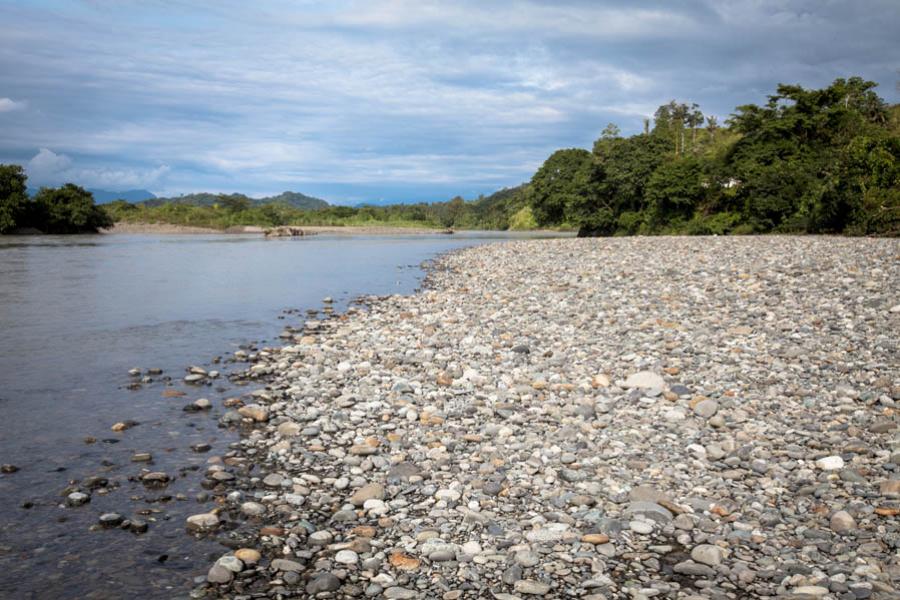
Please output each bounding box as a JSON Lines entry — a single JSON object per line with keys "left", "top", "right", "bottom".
{"left": 0, "top": 97, "right": 26, "bottom": 112}
{"left": 25, "top": 148, "right": 169, "bottom": 189}
{"left": 27, "top": 148, "right": 73, "bottom": 180}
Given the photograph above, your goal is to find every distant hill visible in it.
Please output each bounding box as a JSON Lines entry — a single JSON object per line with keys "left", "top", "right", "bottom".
{"left": 26, "top": 187, "right": 157, "bottom": 204}
{"left": 90, "top": 189, "right": 157, "bottom": 203}
{"left": 141, "top": 191, "right": 329, "bottom": 210}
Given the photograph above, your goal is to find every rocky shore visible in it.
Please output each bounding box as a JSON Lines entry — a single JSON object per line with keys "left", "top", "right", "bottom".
{"left": 185, "top": 236, "right": 899, "bottom": 599}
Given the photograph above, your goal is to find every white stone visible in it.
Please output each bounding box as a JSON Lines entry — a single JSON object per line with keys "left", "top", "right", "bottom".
{"left": 815, "top": 455, "right": 844, "bottom": 470}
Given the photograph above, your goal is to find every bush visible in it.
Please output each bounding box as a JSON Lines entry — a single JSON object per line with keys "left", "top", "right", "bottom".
{"left": 615, "top": 211, "right": 644, "bottom": 235}
{"left": 684, "top": 211, "right": 744, "bottom": 235}
{"left": 508, "top": 206, "right": 538, "bottom": 230}
{"left": 32, "top": 184, "right": 112, "bottom": 233}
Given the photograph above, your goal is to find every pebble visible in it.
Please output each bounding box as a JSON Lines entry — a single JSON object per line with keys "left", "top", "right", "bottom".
{"left": 830, "top": 510, "right": 857, "bottom": 534}
{"left": 335, "top": 549, "right": 358, "bottom": 564}
{"left": 690, "top": 544, "right": 726, "bottom": 566}
{"left": 207, "top": 564, "right": 233, "bottom": 584}
{"left": 185, "top": 512, "right": 218, "bottom": 532}
{"left": 67, "top": 492, "right": 90, "bottom": 506}
{"left": 306, "top": 572, "right": 341, "bottom": 594}
{"left": 514, "top": 580, "right": 552, "bottom": 595}
{"left": 816, "top": 455, "right": 845, "bottom": 470}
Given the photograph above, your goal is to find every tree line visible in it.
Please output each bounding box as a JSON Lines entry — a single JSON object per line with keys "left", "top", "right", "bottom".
{"left": 526, "top": 77, "right": 899, "bottom": 236}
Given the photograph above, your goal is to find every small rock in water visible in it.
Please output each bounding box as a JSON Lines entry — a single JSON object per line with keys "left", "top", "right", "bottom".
{"left": 186, "top": 512, "right": 219, "bottom": 532}
{"left": 98, "top": 513, "right": 123, "bottom": 528}
{"left": 1, "top": 464, "right": 19, "bottom": 474}
{"left": 67, "top": 492, "right": 90, "bottom": 506}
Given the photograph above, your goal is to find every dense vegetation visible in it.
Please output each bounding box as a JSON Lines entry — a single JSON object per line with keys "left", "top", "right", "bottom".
{"left": 2, "top": 77, "right": 896, "bottom": 236}
{"left": 0, "top": 165, "right": 111, "bottom": 234}
{"left": 528, "top": 77, "right": 899, "bottom": 236}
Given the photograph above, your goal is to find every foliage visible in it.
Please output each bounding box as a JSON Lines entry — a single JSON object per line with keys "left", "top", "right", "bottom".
{"left": 0, "top": 169, "right": 111, "bottom": 234}
{"left": 527, "top": 76, "right": 898, "bottom": 236}
{"left": 508, "top": 206, "right": 538, "bottom": 230}
{"left": 32, "top": 184, "right": 113, "bottom": 233}
{"left": 527, "top": 149, "right": 594, "bottom": 227}
{"left": 0, "top": 164, "right": 28, "bottom": 233}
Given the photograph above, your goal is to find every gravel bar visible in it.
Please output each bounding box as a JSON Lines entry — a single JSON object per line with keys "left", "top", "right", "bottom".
{"left": 190, "top": 236, "right": 900, "bottom": 600}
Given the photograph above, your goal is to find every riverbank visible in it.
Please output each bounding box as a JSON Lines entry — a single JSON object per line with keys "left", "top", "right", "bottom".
{"left": 186, "top": 236, "right": 898, "bottom": 599}
{"left": 101, "top": 222, "right": 453, "bottom": 235}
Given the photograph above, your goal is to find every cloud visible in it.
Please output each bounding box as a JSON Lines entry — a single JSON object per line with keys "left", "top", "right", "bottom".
{"left": 0, "top": 97, "right": 26, "bottom": 112}
{"left": 27, "top": 148, "right": 73, "bottom": 180}
{"left": 0, "top": 1, "right": 897, "bottom": 201}
{"left": 25, "top": 148, "right": 169, "bottom": 190}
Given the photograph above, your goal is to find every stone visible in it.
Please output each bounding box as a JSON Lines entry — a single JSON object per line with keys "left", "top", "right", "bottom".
{"left": 623, "top": 501, "right": 673, "bottom": 524}
{"left": 816, "top": 456, "right": 845, "bottom": 470}
{"left": 691, "top": 544, "right": 727, "bottom": 566}
{"left": 514, "top": 580, "right": 552, "bottom": 595}
{"left": 271, "top": 558, "right": 304, "bottom": 572}
{"left": 186, "top": 512, "right": 219, "bottom": 532}
{"left": 98, "top": 513, "right": 123, "bottom": 527}
{"left": 277, "top": 421, "right": 301, "bottom": 436}
{"left": 581, "top": 533, "right": 610, "bottom": 544}
{"left": 673, "top": 561, "right": 715, "bottom": 577}
{"left": 693, "top": 399, "right": 719, "bottom": 418}
{"left": 67, "top": 492, "right": 90, "bottom": 506}
{"left": 216, "top": 555, "right": 244, "bottom": 572}
{"left": 383, "top": 587, "right": 417, "bottom": 599}
{"left": 241, "top": 501, "right": 266, "bottom": 517}
{"left": 207, "top": 564, "right": 233, "bottom": 584}
{"left": 234, "top": 548, "right": 262, "bottom": 565}
{"left": 335, "top": 549, "right": 358, "bottom": 564}
{"left": 306, "top": 573, "right": 341, "bottom": 594}
{"left": 880, "top": 479, "right": 900, "bottom": 497}
{"left": 624, "top": 371, "right": 665, "bottom": 390}
{"left": 237, "top": 404, "right": 269, "bottom": 422}
{"left": 830, "top": 510, "right": 857, "bottom": 534}
{"left": 350, "top": 482, "right": 385, "bottom": 506}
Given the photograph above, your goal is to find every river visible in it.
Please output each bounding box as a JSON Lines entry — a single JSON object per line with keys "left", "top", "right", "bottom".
{"left": 0, "top": 231, "right": 558, "bottom": 599}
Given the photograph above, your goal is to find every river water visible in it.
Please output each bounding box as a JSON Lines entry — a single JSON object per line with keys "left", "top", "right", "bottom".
{"left": 0, "top": 231, "right": 555, "bottom": 599}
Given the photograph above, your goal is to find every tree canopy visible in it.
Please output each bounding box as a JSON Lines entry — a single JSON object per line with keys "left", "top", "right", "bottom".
{"left": 527, "top": 77, "right": 898, "bottom": 236}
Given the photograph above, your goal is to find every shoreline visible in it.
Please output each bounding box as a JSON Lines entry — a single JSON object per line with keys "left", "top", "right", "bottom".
{"left": 102, "top": 222, "right": 454, "bottom": 236}
{"left": 185, "top": 236, "right": 897, "bottom": 598}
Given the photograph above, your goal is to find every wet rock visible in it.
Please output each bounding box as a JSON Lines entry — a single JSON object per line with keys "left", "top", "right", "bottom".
{"left": 98, "top": 513, "right": 123, "bottom": 528}
{"left": 186, "top": 512, "right": 219, "bottom": 532}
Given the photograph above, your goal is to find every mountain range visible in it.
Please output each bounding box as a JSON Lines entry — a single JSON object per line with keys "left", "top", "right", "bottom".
{"left": 139, "top": 190, "right": 329, "bottom": 210}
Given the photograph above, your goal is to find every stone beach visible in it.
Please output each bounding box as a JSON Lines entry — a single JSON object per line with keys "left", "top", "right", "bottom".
{"left": 182, "top": 236, "right": 899, "bottom": 599}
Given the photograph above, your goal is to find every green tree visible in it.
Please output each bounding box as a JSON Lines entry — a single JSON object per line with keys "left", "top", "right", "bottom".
{"left": 33, "top": 184, "right": 112, "bottom": 233}
{"left": 645, "top": 157, "right": 707, "bottom": 226}
{"left": 0, "top": 164, "right": 28, "bottom": 233}
{"left": 528, "top": 148, "right": 594, "bottom": 227}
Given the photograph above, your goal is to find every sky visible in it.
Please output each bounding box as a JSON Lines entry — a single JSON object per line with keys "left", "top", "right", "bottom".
{"left": 0, "top": 1, "right": 897, "bottom": 204}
